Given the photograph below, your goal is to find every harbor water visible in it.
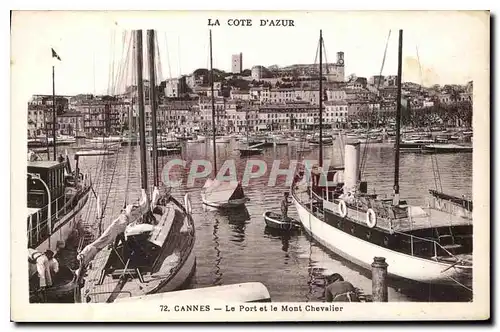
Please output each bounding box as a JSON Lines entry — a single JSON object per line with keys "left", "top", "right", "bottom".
{"left": 58, "top": 138, "right": 473, "bottom": 302}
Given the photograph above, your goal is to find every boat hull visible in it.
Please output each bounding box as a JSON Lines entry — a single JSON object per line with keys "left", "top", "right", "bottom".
{"left": 239, "top": 148, "right": 263, "bottom": 156}
{"left": 292, "top": 195, "right": 472, "bottom": 286}
{"left": 421, "top": 145, "right": 472, "bottom": 154}
{"left": 263, "top": 212, "right": 301, "bottom": 231}
{"left": 156, "top": 246, "right": 197, "bottom": 293}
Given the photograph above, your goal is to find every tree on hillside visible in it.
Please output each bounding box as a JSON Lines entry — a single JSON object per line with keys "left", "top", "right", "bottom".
{"left": 241, "top": 69, "right": 251, "bottom": 76}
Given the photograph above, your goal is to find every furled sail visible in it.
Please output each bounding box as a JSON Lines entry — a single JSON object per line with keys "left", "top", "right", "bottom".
{"left": 77, "top": 190, "right": 149, "bottom": 267}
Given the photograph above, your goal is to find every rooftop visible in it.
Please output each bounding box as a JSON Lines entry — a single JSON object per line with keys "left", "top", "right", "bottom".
{"left": 27, "top": 160, "right": 62, "bottom": 169}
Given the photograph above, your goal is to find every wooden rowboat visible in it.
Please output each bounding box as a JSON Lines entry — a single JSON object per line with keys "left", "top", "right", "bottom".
{"left": 263, "top": 211, "right": 301, "bottom": 231}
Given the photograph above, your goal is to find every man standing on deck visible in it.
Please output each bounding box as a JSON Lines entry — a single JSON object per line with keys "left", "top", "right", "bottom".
{"left": 281, "top": 192, "right": 291, "bottom": 221}
{"left": 28, "top": 249, "right": 53, "bottom": 302}
{"left": 45, "top": 250, "right": 59, "bottom": 280}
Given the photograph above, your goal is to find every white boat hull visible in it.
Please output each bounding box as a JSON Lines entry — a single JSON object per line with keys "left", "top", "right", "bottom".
{"left": 157, "top": 247, "right": 197, "bottom": 293}
{"left": 292, "top": 197, "right": 471, "bottom": 285}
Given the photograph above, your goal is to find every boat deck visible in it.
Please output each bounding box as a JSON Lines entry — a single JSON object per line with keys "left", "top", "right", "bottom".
{"left": 81, "top": 204, "right": 194, "bottom": 303}
{"left": 294, "top": 185, "right": 472, "bottom": 233}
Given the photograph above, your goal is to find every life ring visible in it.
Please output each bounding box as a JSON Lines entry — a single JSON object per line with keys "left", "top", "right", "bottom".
{"left": 184, "top": 193, "right": 192, "bottom": 215}
{"left": 366, "top": 208, "right": 377, "bottom": 228}
{"left": 338, "top": 200, "right": 348, "bottom": 218}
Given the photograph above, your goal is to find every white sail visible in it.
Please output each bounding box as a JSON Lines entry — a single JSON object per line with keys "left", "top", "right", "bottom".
{"left": 150, "top": 186, "right": 160, "bottom": 210}
{"left": 78, "top": 190, "right": 149, "bottom": 267}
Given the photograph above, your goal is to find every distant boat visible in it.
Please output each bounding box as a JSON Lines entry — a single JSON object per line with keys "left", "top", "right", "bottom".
{"left": 215, "top": 136, "right": 230, "bottom": 144}
{"left": 75, "top": 149, "right": 115, "bottom": 157}
{"left": 239, "top": 147, "right": 263, "bottom": 156}
{"left": 309, "top": 137, "right": 333, "bottom": 146}
{"left": 399, "top": 139, "right": 435, "bottom": 151}
{"left": 89, "top": 136, "right": 122, "bottom": 143}
{"left": 148, "top": 146, "right": 181, "bottom": 155}
{"left": 421, "top": 144, "right": 472, "bottom": 154}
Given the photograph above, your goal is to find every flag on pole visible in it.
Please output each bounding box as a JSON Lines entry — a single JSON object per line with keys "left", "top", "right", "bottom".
{"left": 51, "top": 48, "right": 61, "bottom": 61}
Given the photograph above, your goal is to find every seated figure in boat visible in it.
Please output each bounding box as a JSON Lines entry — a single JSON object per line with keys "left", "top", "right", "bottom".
{"left": 324, "top": 273, "right": 360, "bottom": 302}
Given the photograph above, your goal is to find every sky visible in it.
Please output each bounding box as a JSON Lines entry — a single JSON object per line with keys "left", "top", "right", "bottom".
{"left": 11, "top": 10, "right": 489, "bottom": 99}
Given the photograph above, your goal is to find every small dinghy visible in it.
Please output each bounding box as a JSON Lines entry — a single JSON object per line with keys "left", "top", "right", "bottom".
{"left": 263, "top": 211, "right": 301, "bottom": 231}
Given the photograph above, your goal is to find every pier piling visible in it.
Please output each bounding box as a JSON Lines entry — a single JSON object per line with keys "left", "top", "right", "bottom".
{"left": 371, "top": 256, "right": 388, "bottom": 302}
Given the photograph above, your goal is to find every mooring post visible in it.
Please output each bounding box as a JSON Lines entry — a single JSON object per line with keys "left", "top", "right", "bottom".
{"left": 371, "top": 256, "right": 388, "bottom": 302}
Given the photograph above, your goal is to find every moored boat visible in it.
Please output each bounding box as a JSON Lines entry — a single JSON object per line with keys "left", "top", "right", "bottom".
{"left": 291, "top": 30, "right": 472, "bottom": 287}
{"left": 239, "top": 147, "right": 263, "bottom": 156}
{"left": 201, "top": 179, "right": 249, "bottom": 208}
{"left": 421, "top": 144, "right": 472, "bottom": 154}
{"left": 77, "top": 30, "right": 196, "bottom": 303}
{"left": 263, "top": 212, "right": 301, "bottom": 231}
{"left": 201, "top": 30, "right": 249, "bottom": 210}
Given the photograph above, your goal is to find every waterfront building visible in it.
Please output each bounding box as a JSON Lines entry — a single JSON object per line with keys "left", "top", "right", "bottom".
{"left": 324, "top": 100, "right": 349, "bottom": 128}
{"left": 326, "top": 89, "right": 347, "bottom": 101}
{"left": 57, "top": 112, "right": 84, "bottom": 135}
{"left": 156, "top": 100, "right": 198, "bottom": 133}
{"left": 74, "top": 101, "right": 123, "bottom": 135}
{"left": 27, "top": 105, "right": 48, "bottom": 137}
{"left": 230, "top": 89, "right": 251, "bottom": 101}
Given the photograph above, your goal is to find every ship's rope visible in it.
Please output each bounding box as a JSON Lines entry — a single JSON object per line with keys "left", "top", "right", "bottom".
{"left": 415, "top": 44, "right": 443, "bottom": 192}
{"left": 164, "top": 32, "right": 172, "bottom": 80}
{"left": 447, "top": 276, "right": 473, "bottom": 294}
{"left": 123, "top": 31, "right": 137, "bottom": 206}
{"left": 360, "top": 30, "right": 391, "bottom": 178}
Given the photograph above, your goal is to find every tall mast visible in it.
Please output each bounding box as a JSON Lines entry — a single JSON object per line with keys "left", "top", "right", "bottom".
{"left": 319, "top": 29, "right": 323, "bottom": 168}
{"left": 393, "top": 29, "right": 403, "bottom": 206}
{"left": 45, "top": 109, "right": 49, "bottom": 159}
{"left": 52, "top": 65, "right": 56, "bottom": 161}
{"left": 147, "top": 29, "right": 159, "bottom": 187}
{"left": 135, "top": 30, "right": 149, "bottom": 194}
{"left": 210, "top": 30, "right": 217, "bottom": 176}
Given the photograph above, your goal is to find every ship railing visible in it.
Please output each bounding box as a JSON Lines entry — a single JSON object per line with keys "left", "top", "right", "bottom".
{"left": 392, "top": 229, "right": 468, "bottom": 264}
{"left": 428, "top": 196, "right": 472, "bottom": 220}
{"left": 26, "top": 194, "right": 79, "bottom": 247}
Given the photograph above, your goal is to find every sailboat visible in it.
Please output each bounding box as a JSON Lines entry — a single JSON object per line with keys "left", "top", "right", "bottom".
{"left": 290, "top": 30, "right": 472, "bottom": 287}
{"left": 201, "top": 30, "right": 248, "bottom": 209}
{"left": 74, "top": 30, "right": 196, "bottom": 303}
{"left": 239, "top": 108, "right": 263, "bottom": 156}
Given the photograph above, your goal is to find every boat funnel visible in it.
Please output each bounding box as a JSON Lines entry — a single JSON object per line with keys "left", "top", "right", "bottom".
{"left": 343, "top": 140, "right": 361, "bottom": 194}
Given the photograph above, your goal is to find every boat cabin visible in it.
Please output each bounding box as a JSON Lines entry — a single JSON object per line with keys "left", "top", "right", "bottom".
{"left": 27, "top": 161, "right": 66, "bottom": 208}
{"left": 308, "top": 165, "right": 368, "bottom": 201}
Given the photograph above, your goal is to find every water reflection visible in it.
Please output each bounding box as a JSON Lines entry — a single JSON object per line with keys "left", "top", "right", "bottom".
{"left": 212, "top": 216, "right": 223, "bottom": 286}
